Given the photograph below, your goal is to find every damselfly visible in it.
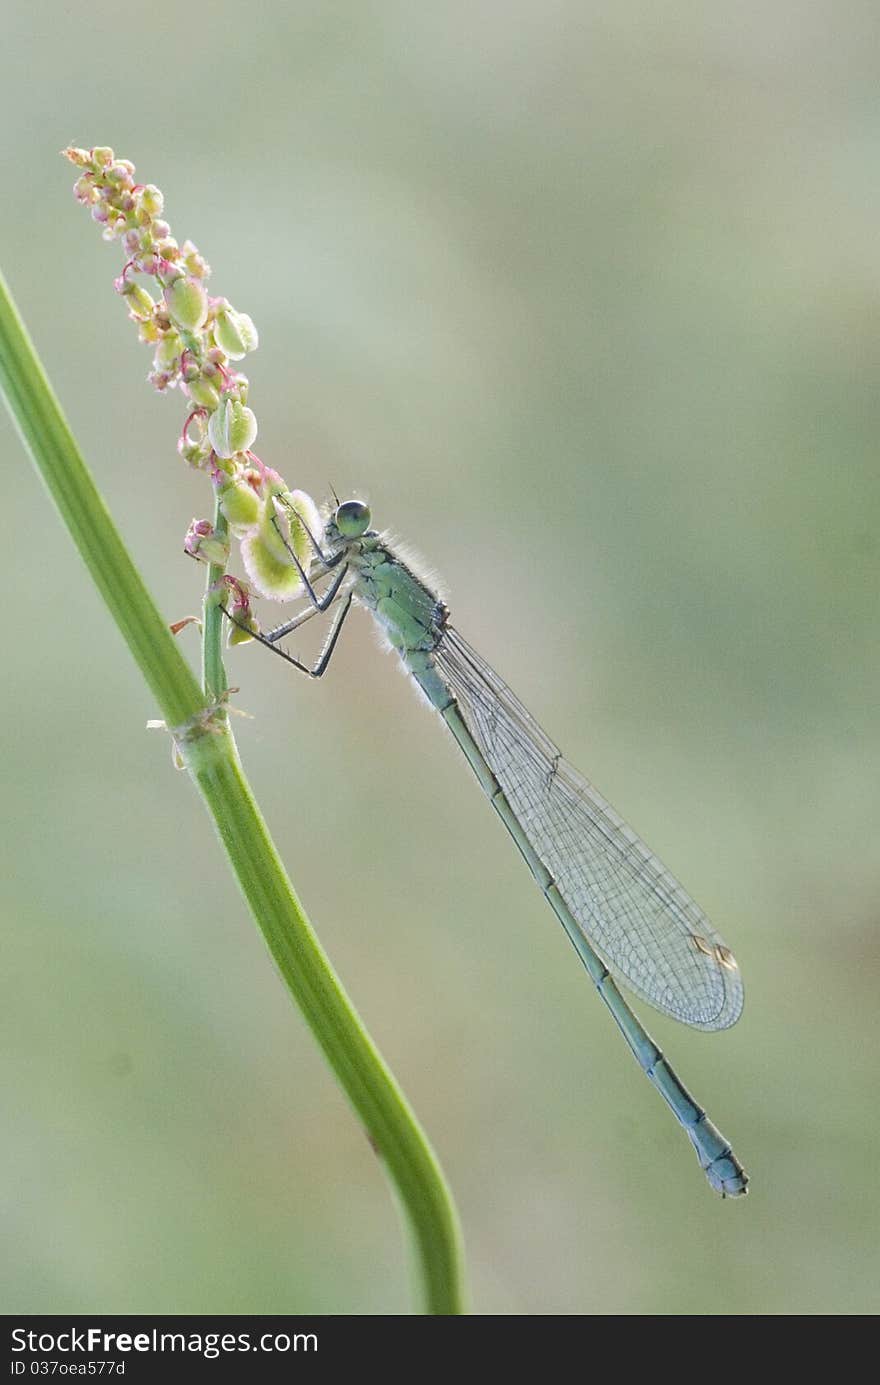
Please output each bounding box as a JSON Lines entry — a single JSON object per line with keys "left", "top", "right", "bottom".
{"left": 225, "top": 498, "right": 748, "bottom": 1196}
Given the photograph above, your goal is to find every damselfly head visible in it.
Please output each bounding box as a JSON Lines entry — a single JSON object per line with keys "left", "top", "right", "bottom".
{"left": 334, "top": 499, "right": 372, "bottom": 538}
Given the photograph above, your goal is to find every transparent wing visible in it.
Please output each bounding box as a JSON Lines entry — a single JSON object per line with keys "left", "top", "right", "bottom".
{"left": 434, "top": 627, "right": 743, "bottom": 1030}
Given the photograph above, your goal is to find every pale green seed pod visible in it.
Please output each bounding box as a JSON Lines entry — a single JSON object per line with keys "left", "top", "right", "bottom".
{"left": 238, "top": 487, "right": 322, "bottom": 600}
{"left": 186, "top": 377, "right": 221, "bottom": 410}
{"left": 208, "top": 398, "right": 258, "bottom": 460}
{"left": 286, "top": 489, "right": 322, "bottom": 550}
{"left": 214, "top": 306, "right": 259, "bottom": 360}
{"left": 163, "top": 275, "right": 208, "bottom": 331}
{"left": 124, "top": 284, "right": 155, "bottom": 320}
{"left": 240, "top": 529, "right": 306, "bottom": 601}
{"left": 217, "top": 477, "right": 261, "bottom": 530}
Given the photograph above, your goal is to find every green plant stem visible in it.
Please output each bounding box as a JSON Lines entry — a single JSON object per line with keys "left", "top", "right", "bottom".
{"left": 182, "top": 723, "right": 465, "bottom": 1312}
{"left": 0, "top": 266, "right": 465, "bottom": 1314}
{"left": 202, "top": 501, "right": 229, "bottom": 701}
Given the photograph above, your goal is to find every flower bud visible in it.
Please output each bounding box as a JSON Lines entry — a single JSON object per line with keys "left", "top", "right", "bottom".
{"left": 154, "top": 330, "right": 183, "bottom": 372}
{"left": 178, "top": 437, "right": 209, "bottom": 466}
{"left": 219, "top": 577, "right": 258, "bottom": 644}
{"left": 73, "top": 174, "right": 97, "bottom": 203}
{"left": 181, "top": 240, "right": 209, "bottom": 277}
{"left": 184, "top": 518, "right": 230, "bottom": 566}
{"left": 207, "top": 398, "right": 258, "bottom": 459}
{"left": 91, "top": 146, "right": 114, "bottom": 168}
{"left": 140, "top": 185, "right": 164, "bottom": 217}
{"left": 107, "top": 163, "right": 133, "bottom": 186}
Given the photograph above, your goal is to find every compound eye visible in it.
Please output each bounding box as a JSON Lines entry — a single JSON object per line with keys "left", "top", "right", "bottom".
{"left": 335, "top": 500, "right": 371, "bottom": 537}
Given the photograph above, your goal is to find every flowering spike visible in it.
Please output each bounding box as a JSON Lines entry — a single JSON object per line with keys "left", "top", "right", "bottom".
{"left": 65, "top": 144, "right": 321, "bottom": 625}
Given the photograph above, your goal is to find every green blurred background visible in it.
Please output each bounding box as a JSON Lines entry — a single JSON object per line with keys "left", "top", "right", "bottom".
{"left": 2, "top": 1, "right": 879, "bottom": 1316}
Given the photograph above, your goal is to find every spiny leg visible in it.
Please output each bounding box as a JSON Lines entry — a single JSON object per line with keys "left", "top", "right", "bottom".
{"left": 264, "top": 563, "right": 350, "bottom": 643}
{"left": 305, "top": 591, "right": 354, "bottom": 677}
{"left": 221, "top": 590, "right": 354, "bottom": 678}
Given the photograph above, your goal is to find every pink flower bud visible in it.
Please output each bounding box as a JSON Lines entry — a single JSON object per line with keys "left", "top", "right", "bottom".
{"left": 73, "top": 175, "right": 97, "bottom": 203}
{"left": 184, "top": 518, "right": 230, "bottom": 566}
